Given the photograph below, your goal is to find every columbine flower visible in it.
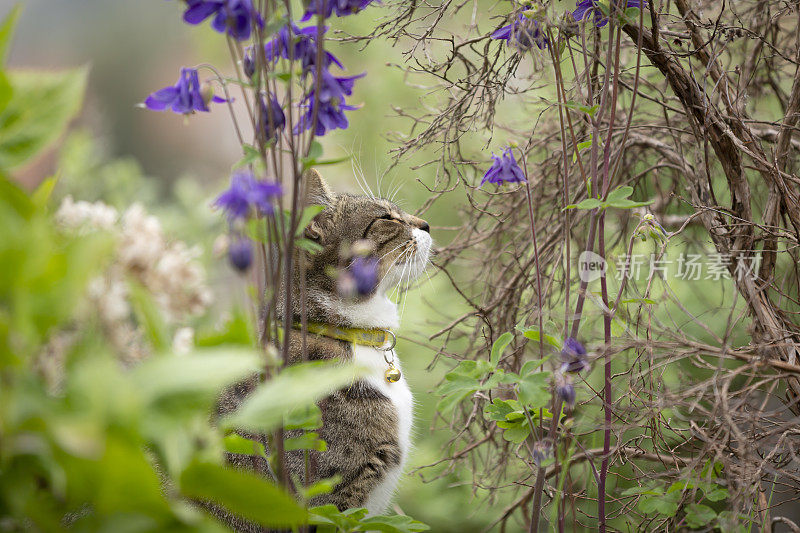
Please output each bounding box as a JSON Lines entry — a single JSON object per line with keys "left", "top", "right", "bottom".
{"left": 228, "top": 237, "right": 253, "bottom": 272}
{"left": 491, "top": 13, "right": 549, "bottom": 51}
{"left": 337, "top": 255, "right": 379, "bottom": 298}
{"left": 350, "top": 256, "right": 379, "bottom": 295}
{"left": 295, "top": 70, "right": 365, "bottom": 136}
{"left": 264, "top": 23, "right": 343, "bottom": 73}
{"left": 257, "top": 95, "right": 286, "bottom": 143}
{"left": 554, "top": 372, "right": 576, "bottom": 408}
{"left": 181, "top": 0, "right": 264, "bottom": 40}
{"left": 145, "top": 67, "right": 223, "bottom": 115}
{"left": 481, "top": 147, "right": 526, "bottom": 186}
{"left": 573, "top": 0, "right": 644, "bottom": 28}
{"left": 560, "top": 337, "right": 589, "bottom": 374}
{"left": 214, "top": 172, "right": 282, "bottom": 221}
{"left": 301, "top": 0, "right": 378, "bottom": 21}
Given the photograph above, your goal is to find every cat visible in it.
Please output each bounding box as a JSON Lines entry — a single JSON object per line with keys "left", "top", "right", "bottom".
{"left": 211, "top": 169, "right": 432, "bottom": 530}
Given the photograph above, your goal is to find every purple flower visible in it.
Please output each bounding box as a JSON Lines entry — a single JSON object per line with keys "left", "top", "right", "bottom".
{"left": 301, "top": 0, "right": 378, "bottom": 21}
{"left": 243, "top": 46, "right": 256, "bottom": 78}
{"left": 228, "top": 237, "right": 253, "bottom": 272}
{"left": 350, "top": 256, "right": 379, "bottom": 295}
{"left": 492, "top": 13, "right": 549, "bottom": 51}
{"left": 554, "top": 373, "right": 576, "bottom": 408}
{"left": 145, "top": 67, "right": 221, "bottom": 115}
{"left": 481, "top": 147, "right": 526, "bottom": 186}
{"left": 295, "top": 70, "right": 365, "bottom": 136}
{"left": 214, "top": 172, "right": 282, "bottom": 221}
{"left": 264, "top": 23, "right": 343, "bottom": 72}
{"left": 338, "top": 255, "right": 379, "bottom": 297}
{"left": 257, "top": 95, "right": 286, "bottom": 143}
{"left": 560, "top": 338, "right": 589, "bottom": 374}
{"left": 573, "top": 0, "right": 644, "bottom": 28}
{"left": 181, "top": 0, "right": 264, "bottom": 40}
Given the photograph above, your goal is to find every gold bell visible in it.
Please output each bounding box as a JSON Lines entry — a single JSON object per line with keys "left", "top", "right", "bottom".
{"left": 384, "top": 365, "right": 401, "bottom": 383}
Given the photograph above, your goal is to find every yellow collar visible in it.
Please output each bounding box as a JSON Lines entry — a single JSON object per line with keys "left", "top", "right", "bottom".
{"left": 293, "top": 322, "right": 396, "bottom": 350}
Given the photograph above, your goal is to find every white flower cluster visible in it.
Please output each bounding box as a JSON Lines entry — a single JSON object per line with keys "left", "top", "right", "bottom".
{"left": 55, "top": 196, "right": 212, "bottom": 362}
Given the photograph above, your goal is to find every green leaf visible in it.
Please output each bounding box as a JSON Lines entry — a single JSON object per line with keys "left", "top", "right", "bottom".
{"left": 0, "top": 71, "right": 11, "bottom": 115}
{"left": 31, "top": 176, "right": 57, "bottom": 210}
{"left": 223, "top": 432, "right": 267, "bottom": 457}
{"left": 519, "top": 327, "right": 562, "bottom": 349}
{"left": 564, "top": 197, "right": 602, "bottom": 211}
{"left": 0, "top": 67, "right": 89, "bottom": 170}
{"left": 299, "top": 476, "right": 341, "bottom": 500}
{"left": 639, "top": 490, "right": 680, "bottom": 516}
{"left": 490, "top": 332, "right": 514, "bottom": 367}
{"left": 127, "top": 281, "right": 170, "bottom": 352}
{"left": 703, "top": 485, "right": 729, "bottom": 502}
{"left": 233, "top": 144, "right": 264, "bottom": 169}
{"left": 0, "top": 4, "right": 22, "bottom": 67}
{"left": 685, "top": 503, "right": 716, "bottom": 529}
{"left": 620, "top": 297, "right": 657, "bottom": 305}
{"left": 222, "top": 361, "right": 366, "bottom": 433}
{"left": 313, "top": 155, "right": 352, "bottom": 167}
{"left": 606, "top": 186, "right": 634, "bottom": 203}
{"left": 357, "top": 513, "right": 430, "bottom": 532}
{"left": 301, "top": 140, "right": 324, "bottom": 169}
{"left": 285, "top": 432, "right": 327, "bottom": 452}
{"left": 516, "top": 371, "right": 551, "bottom": 408}
{"left": 180, "top": 462, "right": 307, "bottom": 528}
{"left": 295, "top": 204, "right": 325, "bottom": 237}
{"left": 133, "top": 348, "right": 261, "bottom": 403}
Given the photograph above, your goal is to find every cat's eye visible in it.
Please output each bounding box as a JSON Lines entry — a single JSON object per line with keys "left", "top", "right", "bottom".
{"left": 377, "top": 214, "right": 394, "bottom": 221}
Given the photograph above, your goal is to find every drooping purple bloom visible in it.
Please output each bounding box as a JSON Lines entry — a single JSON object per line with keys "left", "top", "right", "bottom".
{"left": 214, "top": 172, "right": 282, "bottom": 221}
{"left": 491, "top": 13, "right": 549, "bottom": 51}
{"left": 228, "top": 237, "right": 253, "bottom": 272}
{"left": 301, "top": 0, "right": 378, "bottom": 21}
{"left": 350, "top": 256, "right": 379, "bottom": 295}
{"left": 295, "top": 70, "right": 365, "bottom": 136}
{"left": 560, "top": 337, "right": 590, "bottom": 374}
{"left": 264, "top": 23, "right": 343, "bottom": 72}
{"left": 145, "top": 67, "right": 215, "bottom": 115}
{"left": 181, "top": 0, "right": 264, "bottom": 40}
{"left": 248, "top": 178, "right": 283, "bottom": 216}
{"left": 480, "top": 147, "right": 526, "bottom": 186}
{"left": 337, "top": 255, "right": 379, "bottom": 298}
{"left": 257, "top": 95, "right": 286, "bottom": 143}
{"left": 554, "top": 372, "right": 576, "bottom": 408}
{"left": 573, "top": 0, "right": 644, "bottom": 28}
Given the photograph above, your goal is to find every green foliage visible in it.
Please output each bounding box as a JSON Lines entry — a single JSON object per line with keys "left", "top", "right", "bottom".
{"left": 310, "top": 505, "right": 429, "bottom": 533}
{"left": 0, "top": 67, "right": 88, "bottom": 170}
{"left": 180, "top": 462, "right": 307, "bottom": 528}
{"left": 221, "top": 361, "right": 368, "bottom": 433}
{"left": 564, "top": 186, "right": 653, "bottom": 211}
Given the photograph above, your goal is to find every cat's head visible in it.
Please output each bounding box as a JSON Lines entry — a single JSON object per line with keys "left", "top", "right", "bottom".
{"left": 297, "top": 169, "right": 432, "bottom": 327}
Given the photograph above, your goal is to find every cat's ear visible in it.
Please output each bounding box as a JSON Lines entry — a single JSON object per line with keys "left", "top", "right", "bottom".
{"left": 303, "top": 168, "right": 334, "bottom": 243}
{"left": 303, "top": 168, "right": 334, "bottom": 207}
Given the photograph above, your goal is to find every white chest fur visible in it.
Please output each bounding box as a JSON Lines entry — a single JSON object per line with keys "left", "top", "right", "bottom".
{"left": 351, "top": 344, "right": 413, "bottom": 515}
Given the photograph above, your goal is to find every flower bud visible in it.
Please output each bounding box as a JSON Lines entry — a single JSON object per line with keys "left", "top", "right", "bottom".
{"left": 228, "top": 237, "right": 253, "bottom": 272}
{"left": 243, "top": 47, "right": 256, "bottom": 79}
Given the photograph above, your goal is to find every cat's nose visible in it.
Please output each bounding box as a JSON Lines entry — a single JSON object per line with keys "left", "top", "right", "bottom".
{"left": 408, "top": 215, "right": 430, "bottom": 233}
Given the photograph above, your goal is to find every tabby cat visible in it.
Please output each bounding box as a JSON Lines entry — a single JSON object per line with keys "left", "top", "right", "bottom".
{"left": 212, "top": 169, "right": 432, "bottom": 530}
